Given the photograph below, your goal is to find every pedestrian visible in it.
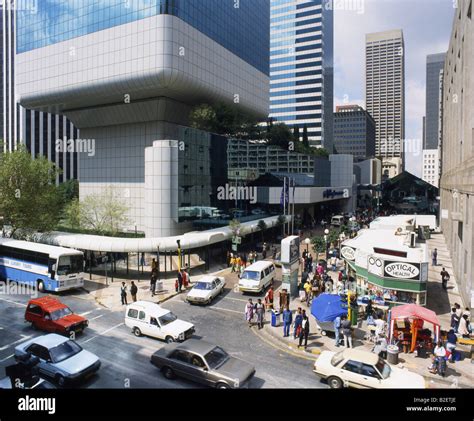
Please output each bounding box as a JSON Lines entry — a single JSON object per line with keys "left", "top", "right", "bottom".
{"left": 255, "top": 299, "right": 265, "bottom": 329}
{"left": 463, "top": 307, "right": 471, "bottom": 318}
{"left": 341, "top": 315, "right": 353, "bottom": 348}
{"left": 440, "top": 267, "right": 450, "bottom": 290}
{"left": 272, "top": 246, "right": 277, "bottom": 260}
{"left": 294, "top": 307, "right": 303, "bottom": 339}
{"left": 304, "top": 279, "right": 312, "bottom": 306}
{"left": 450, "top": 307, "right": 460, "bottom": 332}
{"left": 130, "top": 281, "right": 138, "bottom": 302}
{"left": 458, "top": 314, "right": 471, "bottom": 338}
{"left": 330, "top": 255, "right": 337, "bottom": 272}
{"left": 120, "top": 282, "right": 128, "bottom": 305}
{"left": 244, "top": 299, "right": 254, "bottom": 327}
{"left": 177, "top": 270, "right": 183, "bottom": 292}
{"left": 282, "top": 305, "right": 292, "bottom": 337}
{"left": 431, "top": 248, "right": 438, "bottom": 266}
{"left": 262, "top": 243, "right": 267, "bottom": 259}
{"left": 373, "top": 334, "right": 388, "bottom": 359}
{"left": 334, "top": 314, "right": 341, "bottom": 347}
{"left": 365, "top": 300, "right": 374, "bottom": 320}
{"left": 140, "top": 253, "right": 145, "bottom": 268}
{"left": 151, "top": 258, "right": 157, "bottom": 272}
{"left": 454, "top": 303, "right": 462, "bottom": 319}
{"left": 446, "top": 329, "right": 457, "bottom": 362}
{"left": 298, "top": 310, "right": 310, "bottom": 348}
{"left": 230, "top": 254, "right": 236, "bottom": 272}
{"left": 182, "top": 266, "right": 189, "bottom": 289}
{"left": 150, "top": 272, "right": 157, "bottom": 296}
{"left": 265, "top": 285, "right": 274, "bottom": 310}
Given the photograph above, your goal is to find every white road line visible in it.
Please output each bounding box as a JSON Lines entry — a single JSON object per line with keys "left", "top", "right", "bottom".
{"left": 0, "top": 354, "right": 14, "bottom": 362}
{"left": 79, "top": 310, "right": 94, "bottom": 316}
{"left": 209, "top": 306, "right": 241, "bottom": 315}
{"left": 0, "top": 297, "right": 27, "bottom": 307}
{"left": 221, "top": 296, "right": 248, "bottom": 303}
{"left": 0, "top": 335, "right": 33, "bottom": 351}
{"left": 81, "top": 323, "right": 124, "bottom": 344}
{"left": 89, "top": 314, "right": 104, "bottom": 321}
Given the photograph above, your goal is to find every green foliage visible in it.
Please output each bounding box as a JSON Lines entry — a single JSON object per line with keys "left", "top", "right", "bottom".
{"left": 311, "top": 236, "right": 326, "bottom": 253}
{"left": 0, "top": 145, "right": 62, "bottom": 238}
{"left": 257, "top": 219, "right": 267, "bottom": 240}
{"left": 57, "top": 179, "right": 79, "bottom": 205}
{"left": 293, "top": 125, "right": 300, "bottom": 141}
{"left": 267, "top": 123, "right": 293, "bottom": 149}
{"left": 63, "top": 198, "right": 82, "bottom": 229}
{"left": 229, "top": 219, "right": 241, "bottom": 236}
{"left": 276, "top": 215, "right": 286, "bottom": 226}
{"left": 189, "top": 104, "right": 217, "bottom": 133}
{"left": 311, "top": 225, "right": 348, "bottom": 255}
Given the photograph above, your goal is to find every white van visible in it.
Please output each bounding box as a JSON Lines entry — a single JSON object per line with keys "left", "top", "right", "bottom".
{"left": 238, "top": 261, "right": 275, "bottom": 293}
{"left": 331, "top": 215, "right": 344, "bottom": 227}
{"left": 124, "top": 301, "right": 195, "bottom": 343}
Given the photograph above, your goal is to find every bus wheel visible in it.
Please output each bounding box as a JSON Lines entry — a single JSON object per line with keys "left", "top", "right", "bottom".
{"left": 37, "top": 280, "right": 45, "bottom": 293}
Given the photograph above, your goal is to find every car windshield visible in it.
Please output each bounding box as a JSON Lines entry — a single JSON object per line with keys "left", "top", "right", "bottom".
{"left": 158, "top": 312, "right": 178, "bottom": 326}
{"left": 57, "top": 254, "right": 83, "bottom": 276}
{"left": 241, "top": 271, "right": 259, "bottom": 281}
{"left": 376, "top": 358, "right": 391, "bottom": 379}
{"left": 331, "top": 351, "right": 345, "bottom": 367}
{"left": 50, "top": 307, "right": 73, "bottom": 320}
{"left": 204, "top": 346, "right": 229, "bottom": 370}
{"left": 49, "top": 340, "right": 82, "bottom": 363}
{"left": 193, "top": 282, "right": 213, "bottom": 290}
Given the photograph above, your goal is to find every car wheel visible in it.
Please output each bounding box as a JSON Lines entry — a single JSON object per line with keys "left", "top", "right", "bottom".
{"left": 165, "top": 336, "right": 174, "bottom": 344}
{"left": 216, "top": 382, "right": 231, "bottom": 389}
{"left": 55, "top": 374, "right": 66, "bottom": 387}
{"left": 162, "top": 366, "right": 175, "bottom": 380}
{"left": 37, "top": 280, "right": 45, "bottom": 293}
{"left": 133, "top": 327, "right": 142, "bottom": 337}
{"left": 328, "top": 376, "right": 343, "bottom": 389}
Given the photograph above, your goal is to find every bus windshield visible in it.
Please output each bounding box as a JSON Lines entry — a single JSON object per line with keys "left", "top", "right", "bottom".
{"left": 240, "top": 271, "right": 260, "bottom": 281}
{"left": 57, "top": 255, "right": 83, "bottom": 276}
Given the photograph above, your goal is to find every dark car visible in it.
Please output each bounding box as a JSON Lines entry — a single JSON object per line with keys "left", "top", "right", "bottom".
{"left": 150, "top": 339, "right": 255, "bottom": 389}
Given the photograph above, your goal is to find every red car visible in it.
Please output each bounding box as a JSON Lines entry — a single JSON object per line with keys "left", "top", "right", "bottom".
{"left": 25, "top": 297, "right": 88, "bottom": 335}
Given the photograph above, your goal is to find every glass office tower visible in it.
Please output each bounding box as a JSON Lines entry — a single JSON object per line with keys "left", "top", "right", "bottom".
{"left": 269, "top": 0, "right": 333, "bottom": 150}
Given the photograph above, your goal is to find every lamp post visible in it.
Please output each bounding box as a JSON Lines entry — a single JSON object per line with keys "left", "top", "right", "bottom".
{"left": 304, "top": 237, "right": 311, "bottom": 254}
{"left": 176, "top": 239, "right": 181, "bottom": 272}
{"left": 324, "top": 228, "right": 329, "bottom": 260}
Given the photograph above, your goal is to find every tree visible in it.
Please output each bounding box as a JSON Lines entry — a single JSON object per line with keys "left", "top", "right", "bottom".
{"left": 0, "top": 145, "right": 62, "bottom": 238}
{"left": 293, "top": 125, "right": 300, "bottom": 142}
{"left": 267, "top": 123, "right": 293, "bottom": 149}
{"left": 63, "top": 198, "right": 82, "bottom": 229}
{"left": 302, "top": 124, "right": 309, "bottom": 148}
{"left": 57, "top": 179, "right": 79, "bottom": 206}
{"left": 229, "top": 218, "right": 241, "bottom": 237}
{"left": 276, "top": 214, "right": 286, "bottom": 237}
{"left": 189, "top": 103, "right": 217, "bottom": 132}
{"left": 257, "top": 219, "right": 267, "bottom": 241}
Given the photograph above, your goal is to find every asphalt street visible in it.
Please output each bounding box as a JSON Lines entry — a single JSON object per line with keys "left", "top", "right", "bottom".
{"left": 0, "top": 272, "right": 327, "bottom": 389}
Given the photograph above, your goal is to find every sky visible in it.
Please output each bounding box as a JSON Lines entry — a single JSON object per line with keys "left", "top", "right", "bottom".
{"left": 334, "top": 0, "right": 456, "bottom": 177}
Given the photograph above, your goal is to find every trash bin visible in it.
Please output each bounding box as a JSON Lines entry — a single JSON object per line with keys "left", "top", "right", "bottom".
{"left": 271, "top": 310, "right": 281, "bottom": 327}
{"left": 387, "top": 345, "right": 399, "bottom": 365}
{"left": 156, "top": 280, "right": 164, "bottom": 292}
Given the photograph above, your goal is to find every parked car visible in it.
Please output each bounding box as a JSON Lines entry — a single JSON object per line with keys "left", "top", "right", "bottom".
{"left": 238, "top": 261, "right": 275, "bottom": 293}
{"left": 313, "top": 349, "right": 425, "bottom": 389}
{"left": 25, "top": 296, "right": 88, "bottom": 335}
{"left": 186, "top": 276, "right": 225, "bottom": 305}
{"left": 150, "top": 339, "right": 256, "bottom": 389}
{"left": 125, "top": 301, "right": 195, "bottom": 343}
{"left": 331, "top": 215, "right": 344, "bottom": 226}
{"left": 14, "top": 334, "right": 101, "bottom": 387}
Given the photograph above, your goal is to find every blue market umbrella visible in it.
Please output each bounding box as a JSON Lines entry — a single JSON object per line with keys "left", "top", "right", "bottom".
{"left": 311, "top": 293, "right": 348, "bottom": 323}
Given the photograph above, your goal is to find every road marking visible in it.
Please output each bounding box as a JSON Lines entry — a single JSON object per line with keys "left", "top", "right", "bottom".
{"left": 209, "top": 306, "right": 241, "bottom": 315}
{"left": 0, "top": 335, "right": 33, "bottom": 351}
{"left": 0, "top": 297, "right": 27, "bottom": 307}
{"left": 0, "top": 354, "right": 14, "bottom": 362}
{"left": 79, "top": 310, "right": 94, "bottom": 316}
{"left": 89, "top": 314, "right": 104, "bottom": 321}
{"left": 221, "top": 296, "right": 248, "bottom": 303}
{"left": 81, "top": 323, "right": 124, "bottom": 344}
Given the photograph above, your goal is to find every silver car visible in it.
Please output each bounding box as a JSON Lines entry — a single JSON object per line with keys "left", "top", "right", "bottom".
{"left": 150, "top": 339, "right": 256, "bottom": 389}
{"left": 14, "top": 333, "right": 101, "bottom": 387}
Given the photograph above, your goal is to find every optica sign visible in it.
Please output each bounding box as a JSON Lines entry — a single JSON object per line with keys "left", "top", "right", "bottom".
{"left": 384, "top": 262, "right": 420, "bottom": 279}
{"left": 341, "top": 246, "right": 355, "bottom": 261}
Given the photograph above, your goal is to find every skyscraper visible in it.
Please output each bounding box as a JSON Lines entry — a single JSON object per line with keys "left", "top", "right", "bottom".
{"left": 365, "top": 29, "right": 405, "bottom": 179}
{"left": 15, "top": 0, "right": 270, "bottom": 237}
{"left": 269, "top": 0, "right": 333, "bottom": 150}
{"left": 424, "top": 53, "right": 446, "bottom": 149}
{"left": 1, "top": 0, "right": 79, "bottom": 183}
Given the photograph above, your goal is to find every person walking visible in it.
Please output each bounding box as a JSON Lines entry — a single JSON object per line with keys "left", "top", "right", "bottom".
{"left": 446, "top": 329, "right": 457, "bottom": 362}
{"left": 120, "top": 282, "right": 128, "bottom": 305}
{"left": 294, "top": 308, "right": 303, "bottom": 339}
{"left": 334, "top": 314, "right": 342, "bottom": 347}
{"left": 130, "top": 281, "right": 138, "bottom": 302}
{"left": 298, "top": 311, "right": 310, "bottom": 348}
{"left": 150, "top": 272, "right": 157, "bottom": 296}
{"left": 341, "top": 315, "right": 353, "bottom": 348}
{"left": 431, "top": 248, "right": 438, "bottom": 266}
{"left": 440, "top": 267, "right": 450, "bottom": 290}
{"left": 255, "top": 299, "right": 265, "bottom": 329}
{"left": 282, "top": 305, "right": 292, "bottom": 337}
{"left": 140, "top": 253, "right": 145, "bottom": 268}
{"left": 450, "top": 307, "right": 460, "bottom": 332}
{"left": 262, "top": 243, "right": 267, "bottom": 259}
{"left": 177, "top": 270, "right": 183, "bottom": 293}
{"left": 265, "top": 286, "right": 274, "bottom": 310}
{"left": 151, "top": 258, "right": 157, "bottom": 272}
{"left": 244, "top": 299, "right": 254, "bottom": 327}
{"left": 458, "top": 314, "right": 471, "bottom": 338}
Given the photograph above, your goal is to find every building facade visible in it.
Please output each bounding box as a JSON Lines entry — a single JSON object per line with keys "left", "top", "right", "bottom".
{"left": 365, "top": 29, "right": 405, "bottom": 179}
{"left": 422, "top": 149, "right": 440, "bottom": 188}
{"left": 269, "top": 0, "right": 333, "bottom": 150}
{"left": 425, "top": 53, "right": 446, "bottom": 150}
{"left": 15, "top": 0, "right": 270, "bottom": 237}
{"left": 333, "top": 104, "right": 376, "bottom": 161}
{"left": 439, "top": 0, "right": 473, "bottom": 308}
{"left": 1, "top": 0, "right": 78, "bottom": 183}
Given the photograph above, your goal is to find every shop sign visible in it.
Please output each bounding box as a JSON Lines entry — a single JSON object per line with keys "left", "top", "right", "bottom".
{"left": 341, "top": 246, "right": 355, "bottom": 261}
{"left": 281, "top": 235, "right": 300, "bottom": 264}
{"left": 367, "top": 255, "right": 384, "bottom": 277}
{"left": 384, "top": 262, "right": 420, "bottom": 279}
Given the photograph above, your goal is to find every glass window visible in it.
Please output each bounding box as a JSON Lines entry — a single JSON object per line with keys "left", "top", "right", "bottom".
{"left": 57, "top": 254, "right": 83, "bottom": 276}
{"left": 342, "top": 360, "right": 362, "bottom": 374}
{"left": 49, "top": 340, "right": 82, "bottom": 363}
{"left": 127, "top": 309, "right": 138, "bottom": 319}
{"left": 27, "top": 304, "right": 43, "bottom": 316}
{"left": 204, "top": 346, "right": 229, "bottom": 370}
{"left": 158, "top": 312, "right": 178, "bottom": 326}
{"left": 170, "top": 350, "right": 191, "bottom": 364}
{"left": 139, "top": 311, "right": 146, "bottom": 320}
{"left": 361, "top": 364, "right": 380, "bottom": 378}
{"left": 50, "top": 307, "right": 73, "bottom": 321}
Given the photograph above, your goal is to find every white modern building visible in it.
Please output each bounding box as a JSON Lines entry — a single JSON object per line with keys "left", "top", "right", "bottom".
{"left": 422, "top": 149, "right": 440, "bottom": 188}
{"left": 365, "top": 29, "right": 405, "bottom": 179}
{"left": 15, "top": 1, "right": 270, "bottom": 238}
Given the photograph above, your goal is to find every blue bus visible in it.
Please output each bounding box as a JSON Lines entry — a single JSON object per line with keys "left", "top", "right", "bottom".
{"left": 0, "top": 239, "right": 84, "bottom": 292}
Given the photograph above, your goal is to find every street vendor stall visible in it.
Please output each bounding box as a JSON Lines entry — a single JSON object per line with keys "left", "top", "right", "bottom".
{"left": 388, "top": 304, "right": 440, "bottom": 355}
{"left": 310, "top": 293, "right": 348, "bottom": 336}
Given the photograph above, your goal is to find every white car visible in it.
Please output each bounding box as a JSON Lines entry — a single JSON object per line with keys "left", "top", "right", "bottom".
{"left": 125, "top": 301, "right": 195, "bottom": 343}
{"left": 313, "top": 349, "right": 425, "bottom": 389}
{"left": 186, "top": 276, "right": 226, "bottom": 305}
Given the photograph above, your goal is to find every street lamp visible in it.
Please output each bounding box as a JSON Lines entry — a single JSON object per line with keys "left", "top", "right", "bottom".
{"left": 324, "top": 229, "right": 329, "bottom": 260}
{"left": 176, "top": 239, "right": 181, "bottom": 272}
{"left": 304, "top": 237, "right": 311, "bottom": 253}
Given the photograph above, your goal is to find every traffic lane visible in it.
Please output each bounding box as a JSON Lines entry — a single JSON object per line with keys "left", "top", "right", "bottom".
{"left": 165, "top": 296, "right": 324, "bottom": 388}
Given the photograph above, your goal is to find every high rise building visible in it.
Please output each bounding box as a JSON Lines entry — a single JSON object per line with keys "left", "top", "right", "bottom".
{"left": 1, "top": 0, "right": 79, "bottom": 183}
{"left": 15, "top": 0, "right": 270, "bottom": 237}
{"left": 425, "top": 53, "right": 446, "bottom": 149}
{"left": 422, "top": 149, "right": 440, "bottom": 187}
{"left": 440, "top": 0, "right": 473, "bottom": 308}
{"left": 333, "top": 104, "right": 376, "bottom": 161}
{"left": 269, "top": 0, "right": 333, "bottom": 150}
{"left": 365, "top": 29, "right": 405, "bottom": 179}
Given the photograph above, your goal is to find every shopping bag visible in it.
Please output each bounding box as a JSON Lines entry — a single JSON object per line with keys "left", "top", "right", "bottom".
{"left": 299, "top": 290, "right": 305, "bottom": 301}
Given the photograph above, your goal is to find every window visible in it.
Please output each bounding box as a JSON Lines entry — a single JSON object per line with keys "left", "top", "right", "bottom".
{"left": 361, "top": 364, "right": 380, "bottom": 378}
{"left": 190, "top": 355, "right": 205, "bottom": 368}
{"left": 170, "top": 350, "right": 191, "bottom": 364}
{"left": 127, "top": 309, "right": 138, "bottom": 319}
{"left": 342, "top": 360, "right": 362, "bottom": 374}
{"left": 150, "top": 317, "right": 159, "bottom": 326}
{"left": 26, "top": 344, "right": 51, "bottom": 361}
{"left": 139, "top": 311, "right": 146, "bottom": 320}
{"left": 27, "top": 304, "right": 42, "bottom": 316}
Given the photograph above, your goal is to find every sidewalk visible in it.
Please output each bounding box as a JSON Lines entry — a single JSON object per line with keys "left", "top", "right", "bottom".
{"left": 257, "top": 233, "right": 473, "bottom": 389}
